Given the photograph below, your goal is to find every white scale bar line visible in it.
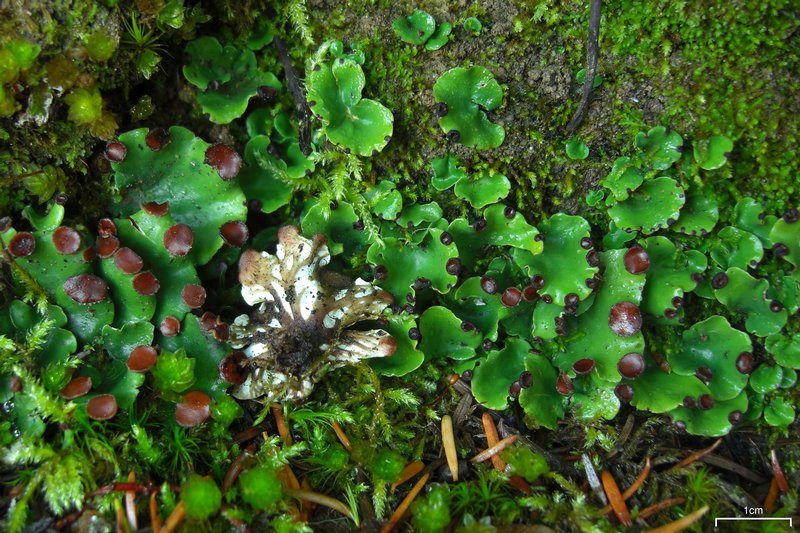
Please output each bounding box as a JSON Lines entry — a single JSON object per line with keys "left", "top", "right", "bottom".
{"left": 714, "top": 517, "right": 793, "bottom": 526}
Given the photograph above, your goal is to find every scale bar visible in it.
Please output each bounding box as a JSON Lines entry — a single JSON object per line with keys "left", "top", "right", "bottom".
{"left": 715, "top": 517, "right": 793, "bottom": 526}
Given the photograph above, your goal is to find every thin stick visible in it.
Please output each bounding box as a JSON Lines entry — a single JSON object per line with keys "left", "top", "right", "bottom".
{"left": 149, "top": 491, "right": 161, "bottom": 533}
{"left": 481, "top": 412, "right": 507, "bottom": 472}
{"left": 645, "top": 505, "right": 709, "bottom": 533}
{"left": 332, "top": 421, "right": 352, "bottom": 452}
{"left": 672, "top": 439, "right": 721, "bottom": 469}
{"left": 470, "top": 435, "right": 518, "bottom": 464}
{"left": 272, "top": 403, "right": 292, "bottom": 446}
{"left": 159, "top": 501, "right": 185, "bottom": 533}
{"left": 566, "top": 0, "right": 603, "bottom": 134}
{"left": 390, "top": 461, "right": 425, "bottom": 492}
{"left": 125, "top": 472, "right": 138, "bottom": 531}
{"left": 600, "top": 457, "right": 651, "bottom": 514}
{"left": 771, "top": 450, "right": 790, "bottom": 492}
{"left": 273, "top": 36, "right": 311, "bottom": 155}
{"left": 601, "top": 470, "right": 632, "bottom": 526}
{"left": 222, "top": 448, "right": 252, "bottom": 494}
{"left": 636, "top": 497, "right": 686, "bottom": 520}
{"left": 285, "top": 488, "right": 355, "bottom": 523}
{"left": 441, "top": 415, "right": 459, "bottom": 481}
{"left": 380, "top": 473, "right": 430, "bottom": 533}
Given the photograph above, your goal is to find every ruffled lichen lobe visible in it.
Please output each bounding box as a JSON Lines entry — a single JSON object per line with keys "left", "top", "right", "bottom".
{"left": 231, "top": 225, "right": 396, "bottom": 401}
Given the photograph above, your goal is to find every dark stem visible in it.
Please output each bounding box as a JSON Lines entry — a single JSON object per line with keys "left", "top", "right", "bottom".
{"left": 567, "top": 0, "right": 603, "bottom": 134}
{"left": 273, "top": 36, "right": 312, "bottom": 156}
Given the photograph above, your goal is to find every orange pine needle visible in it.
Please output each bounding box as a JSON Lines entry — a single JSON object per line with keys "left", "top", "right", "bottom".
{"left": 332, "top": 421, "right": 352, "bottom": 451}
{"left": 645, "top": 505, "right": 709, "bottom": 533}
{"left": 481, "top": 412, "right": 507, "bottom": 472}
{"left": 509, "top": 475, "right": 532, "bottom": 495}
{"left": 771, "top": 450, "right": 790, "bottom": 492}
{"left": 272, "top": 403, "right": 292, "bottom": 446}
{"left": 115, "top": 498, "right": 127, "bottom": 533}
{"left": 763, "top": 477, "right": 780, "bottom": 513}
{"left": 470, "top": 434, "right": 517, "bottom": 464}
{"left": 601, "top": 470, "right": 632, "bottom": 526}
{"left": 391, "top": 461, "right": 425, "bottom": 492}
{"left": 637, "top": 497, "right": 686, "bottom": 520}
{"left": 125, "top": 472, "right": 138, "bottom": 531}
{"left": 285, "top": 488, "right": 355, "bottom": 523}
{"left": 149, "top": 491, "right": 161, "bottom": 533}
{"left": 159, "top": 501, "right": 185, "bottom": 533}
{"left": 600, "top": 457, "right": 651, "bottom": 514}
{"left": 672, "top": 439, "right": 721, "bottom": 469}
{"left": 380, "top": 473, "right": 430, "bottom": 533}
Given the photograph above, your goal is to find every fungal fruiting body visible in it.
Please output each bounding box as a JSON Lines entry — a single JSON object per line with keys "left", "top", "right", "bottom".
{"left": 230, "top": 225, "right": 396, "bottom": 401}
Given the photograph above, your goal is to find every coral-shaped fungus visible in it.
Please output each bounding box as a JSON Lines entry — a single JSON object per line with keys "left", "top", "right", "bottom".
{"left": 230, "top": 226, "right": 396, "bottom": 401}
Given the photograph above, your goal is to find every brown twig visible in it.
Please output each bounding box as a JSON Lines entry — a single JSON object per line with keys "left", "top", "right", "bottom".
{"left": 380, "top": 473, "right": 430, "bottom": 533}
{"left": 637, "top": 497, "right": 687, "bottom": 520}
{"left": 601, "top": 470, "right": 632, "bottom": 526}
{"left": 645, "top": 505, "right": 708, "bottom": 533}
{"left": 771, "top": 450, "right": 790, "bottom": 492}
{"left": 149, "top": 491, "right": 161, "bottom": 533}
{"left": 273, "top": 36, "right": 311, "bottom": 155}
{"left": 390, "top": 461, "right": 425, "bottom": 492}
{"left": 567, "top": 0, "right": 603, "bottom": 134}
{"left": 763, "top": 477, "right": 780, "bottom": 513}
{"left": 600, "top": 457, "right": 651, "bottom": 514}
{"left": 332, "top": 421, "right": 352, "bottom": 452}
{"left": 272, "top": 403, "right": 292, "bottom": 446}
{"left": 470, "top": 435, "right": 517, "bottom": 463}
{"left": 672, "top": 439, "right": 722, "bottom": 469}
{"left": 159, "top": 501, "right": 185, "bottom": 533}
{"left": 125, "top": 472, "right": 138, "bottom": 531}
{"left": 482, "top": 412, "right": 507, "bottom": 472}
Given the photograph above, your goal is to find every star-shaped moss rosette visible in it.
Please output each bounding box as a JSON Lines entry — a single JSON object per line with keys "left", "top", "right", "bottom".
{"left": 552, "top": 249, "right": 646, "bottom": 383}
{"left": 392, "top": 9, "right": 436, "bottom": 45}
{"left": 182, "top": 36, "right": 281, "bottom": 124}
{"left": 669, "top": 392, "right": 749, "bottom": 437}
{"left": 1, "top": 204, "right": 114, "bottom": 343}
{"left": 433, "top": 66, "right": 505, "bottom": 150}
{"left": 447, "top": 204, "right": 541, "bottom": 270}
{"left": 769, "top": 209, "right": 800, "bottom": 277}
{"left": 230, "top": 226, "right": 396, "bottom": 401}
{"left": 418, "top": 306, "right": 483, "bottom": 361}
{"left": 160, "top": 314, "right": 229, "bottom": 399}
{"left": 633, "top": 126, "right": 683, "bottom": 170}
{"left": 366, "top": 228, "right": 459, "bottom": 300}
{"left": 307, "top": 56, "right": 393, "bottom": 156}
{"left": 766, "top": 333, "right": 800, "bottom": 369}
{"left": 471, "top": 338, "right": 564, "bottom": 429}
{"left": 454, "top": 170, "right": 511, "bottom": 209}
{"left": 735, "top": 197, "right": 777, "bottom": 247}
{"left": 109, "top": 126, "right": 248, "bottom": 265}
{"left": 672, "top": 186, "right": 719, "bottom": 236}
{"left": 713, "top": 268, "right": 787, "bottom": 337}
{"left": 369, "top": 312, "right": 424, "bottom": 376}
{"left": 431, "top": 154, "right": 467, "bottom": 191}
{"left": 608, "top": 177, "right": 685, "bottom": 234}
{"left": 668, "top": 315, "right": 751, "bottom": 402}
{"left": 601, "top": 157, "right": 645, "bottom": 202}
{"left": 709, "top": 226, "right": 763, "bottom": 270}
{"left": 693, "top": 135, "right": 733, "bottom": 171}
{"left": 511, "top": 213, "right": 599, "bottom": 306}
{"left": 640, "top": 236, "right": 707, "bottom": 324}
{"left": 301, "top": 199, "right": 369, "bottom": 257}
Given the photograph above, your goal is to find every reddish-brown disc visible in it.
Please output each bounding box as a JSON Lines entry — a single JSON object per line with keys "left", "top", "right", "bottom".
{"left": 142, "top": 201, "right": 169, "bottom": 216}
{"left": 87, "top": 394, "right": 118, "bottom": 420}
{"left": 82, "top": 246, "right": 96, "bottom": 263}
{"left": 145, "top": 127, "right": 170, "bottom": 150}
{"left": 213, "top": 322, "right": 230, "bottom": 341}
{"left": 623, "top": 245, "right": 651, "bottom": 275}
{"left": 97, "top": 218, "right": 117, "bottom": 237}
{"left": 219, "top": 351, "right": 248, "bottom": 385}
{"left": 182, "top": 284, "right": 206, "bottom": 308}
{"left": 736, "top": 352, "right": 754, "bottom": 374}
{"left": 204, "top": 144, "right": 242, "bottom": 180}
{"left": 480, "top": 276, "right": 498, "bottom": 294}
{"left": 95, "top": 235, "right": 119, "bottom": 258}
{"left": 572, "top": 358, "right": 596, "bottom": 375}
{"left": 52, "top": 226, "right": 81, "bottom": 255}
{"left": 164, "top": 224, "right": 194, "bottom": 256}
{"left": 114, "top": 247, "right": 143, "bottom": 274}
{"left": 63, "top": 274, "right": 108, "bottom": 304}
{"left": 160, "top": 316, "right": 181, "bottom": 336}
{"left": 219, "top": 220, "right": 249, "bottom": 247}
{"left": 617, "top": 352, "right": 645, "bottom": 379}
{"left": 608, "top": 301, "right": 643, "bottom": 337}
{"left": 614, "top": 383, "right": 634, "bottom": 403}
{"left": 175, "top": 391, "right": 211, "bottom": 427}
{"left": 104, "top": 141, "right": 127, "bottom": 162}
{"left": 556, "top": 372, "right": 574, "bottom": 395}
{"left": 501, "top": 287, "right": 522, "bottom": 307}
{"left": 8, "top": 232, "right": 36, "bottom": 257}
{"left": 60, "top": 376, "right": 92, "bottom": 399}
{"left": 128, "top": 345, "right": 157, "bottom": 372}
{"left": 200, "top": 312, "right": 217, "bottom": 331}
{"left": 132, "top": 271, "right": 160, "bottom": 295}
